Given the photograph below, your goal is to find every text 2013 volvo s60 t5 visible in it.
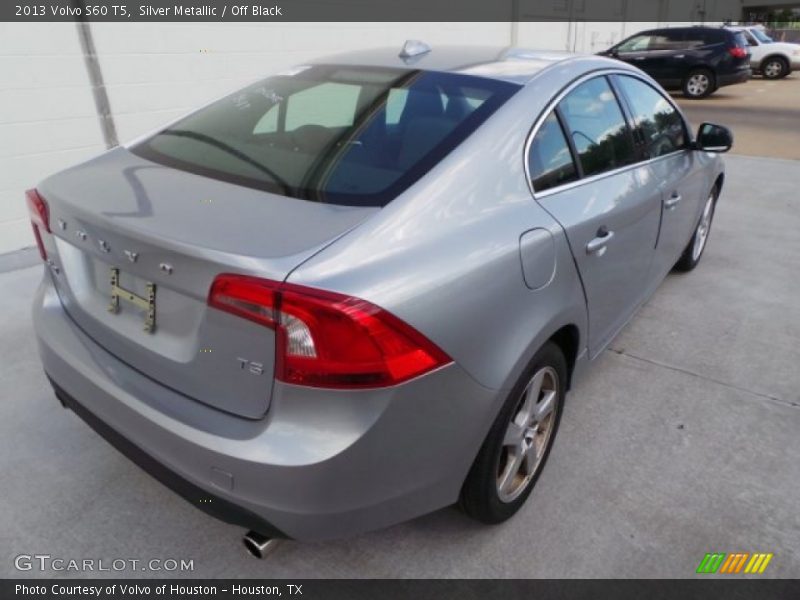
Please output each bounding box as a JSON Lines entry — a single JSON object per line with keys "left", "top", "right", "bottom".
{"left": 30, "top": 43, "right": 732, "bottom": 554}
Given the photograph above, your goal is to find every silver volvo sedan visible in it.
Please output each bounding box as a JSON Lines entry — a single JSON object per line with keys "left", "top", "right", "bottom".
{"left": 30, "top": 43, "right": 731, "bottom": 554}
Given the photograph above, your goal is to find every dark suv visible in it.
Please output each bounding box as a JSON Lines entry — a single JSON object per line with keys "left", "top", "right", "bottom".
{"left": 601, "top": 27, "right": 751, "bottom": 98}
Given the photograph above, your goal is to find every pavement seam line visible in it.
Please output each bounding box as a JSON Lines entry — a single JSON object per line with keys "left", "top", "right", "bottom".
{"left": 607, "top": 347, "right": 799, "bottom": 410}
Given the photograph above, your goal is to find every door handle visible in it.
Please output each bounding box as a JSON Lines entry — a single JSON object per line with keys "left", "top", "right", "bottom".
{"left": 664, "top": 193, "right": 682, "bottom": 210}
{"left": 674, "top": 54, "right": 686, "bottom": 59}
{"left": 586, "top": 228, "right": 615, "bottom": 256}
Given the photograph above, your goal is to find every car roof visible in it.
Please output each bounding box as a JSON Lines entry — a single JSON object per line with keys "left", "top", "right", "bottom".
{"left": 308, "top": 45, "right": 594, "bottom": 85}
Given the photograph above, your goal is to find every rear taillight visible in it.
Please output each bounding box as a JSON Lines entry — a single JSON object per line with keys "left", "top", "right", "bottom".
{"left": 729, "top": 47, "right": 748, "bottom": 59}
{"left": 25, "top": 188, "right": 50, "bottom": 260}
{"left": 208, "top": 274, "right": 452, "bottom": 389}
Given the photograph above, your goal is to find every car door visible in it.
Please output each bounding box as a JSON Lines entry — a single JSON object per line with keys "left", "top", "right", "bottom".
{"left": 529, "top": 75, "right": 662, "bottom": 358}
{"left": 613, "top": 74, "right": 708, "bottom": 280}
{"left": 640, "top": 30, "right": 688, "bottom": 84}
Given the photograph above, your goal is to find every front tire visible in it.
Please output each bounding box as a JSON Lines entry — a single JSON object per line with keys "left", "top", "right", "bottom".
{"left": 674, "top": 185, "right": 718, "bottom": 272}
{"left": 683, "top": 68, "right": 715, "bottom": 98}
{"left": 762, "top": 56, "right": 789, "bottom": 80}
{"left": 460, "top": 342, "right": 566, "bottom": 524}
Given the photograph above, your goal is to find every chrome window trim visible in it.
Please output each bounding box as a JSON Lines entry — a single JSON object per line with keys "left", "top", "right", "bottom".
{"left": 523, "top": 68, "right": 692, "bottom": 200}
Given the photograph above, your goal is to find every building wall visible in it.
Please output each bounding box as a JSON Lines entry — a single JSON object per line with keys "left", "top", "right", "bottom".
{"left": 0, "top": 20, "right": 645, "bottom": 254}
{"left": 0, "top": 23, "right": 107, "bottom": 253}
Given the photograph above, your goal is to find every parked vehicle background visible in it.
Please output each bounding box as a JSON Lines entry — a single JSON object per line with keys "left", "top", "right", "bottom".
{"left": 727, "top": 25, "right": 800, "bottom": 79}
{"left": 601, "top": 27, "right": 752, "bottom": 98}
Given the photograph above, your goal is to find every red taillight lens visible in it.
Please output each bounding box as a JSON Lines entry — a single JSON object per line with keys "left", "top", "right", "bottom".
{"left": 25, "top": 188, "right": 50, "bottom": 260}
{"left": 729, "top": 47, "right": 748, "bottom": 59}
{"left": 208, "top": 274, "right": 452, "bottom": 389}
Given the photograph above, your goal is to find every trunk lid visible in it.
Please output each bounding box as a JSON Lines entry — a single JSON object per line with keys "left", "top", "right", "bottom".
{"left": 39, "top": 147, "right": 377, "bottom": 418}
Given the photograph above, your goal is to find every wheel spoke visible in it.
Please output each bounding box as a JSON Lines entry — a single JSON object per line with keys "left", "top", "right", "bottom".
{"left": 498, "top": 450, "right": 523, "bottom": 494}
{"left": 533, "top": 390, "right": 556, "bottom": 423}
{"left": 518, "top": 369, "right": 545, "bottom": 423}
{"left": 503, "top": 420, "right": 525, "bottom": 447}
{"left": 521, "top": 441, "right": 540, "bottom": 476}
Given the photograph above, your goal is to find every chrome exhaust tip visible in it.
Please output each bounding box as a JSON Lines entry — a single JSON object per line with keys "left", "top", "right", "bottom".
{"left": 243, "top": 530, "right": 280, "bottom": 559}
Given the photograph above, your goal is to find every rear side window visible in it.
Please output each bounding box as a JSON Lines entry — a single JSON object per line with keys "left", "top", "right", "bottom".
{"left": 686, "top": 28, "right": 725, "bottom": 48}
{"left": 527, "top": 112, "right": 578, "bottom": 193}
{"left": 557, "top": 77, "right": 636, "bottom": 177}
{"left": 131, "top": 65, "right": 518, "bottom": 207}
{"left": 649, "top": 30, "right": 686, "bottom": 50}
{"left": 615, "top": 75, "right": 687, "bottom": 158}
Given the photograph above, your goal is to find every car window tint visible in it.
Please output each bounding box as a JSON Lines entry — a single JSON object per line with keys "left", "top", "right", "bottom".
{"left": 285, "top": 82, "right": 360, "bottom": 130}
{"left": 751, "top": 28, "right": 773, "bottom": 43}
{"left": 733, "top": 32, "right": 749, "bottom": 48}
{"left": 253, "top": 105, "right": 279, "bottom": 134}
{"left": 686, "top": 28, "right": 724, "bottom": 48}
{"left": 616, "top": 76, "right": 686, "bottom": 158}
{"left": 649, "top": 30, "right": 685, "bottom": 50}
{"left": 617, "top": 34, "right": 651, "bottom": 52}
{"left": 131, "top": 65, "right": 519, "bottom": 207}
{"left": 742, "top": 31, "right": 757, "bottom": 46}
{"left": 557, "top": 77, "right": 636, "bottom": 177}
{"left": 528, "top": 112, "right": 578, "bottom": 193}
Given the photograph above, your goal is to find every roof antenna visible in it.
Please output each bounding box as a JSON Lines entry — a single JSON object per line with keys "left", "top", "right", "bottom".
{"left": 399, "top": 40, "right": 431, "bottom": 59}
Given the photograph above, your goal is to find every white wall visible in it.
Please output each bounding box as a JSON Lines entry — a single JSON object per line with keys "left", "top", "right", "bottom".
{"left": 0, "top": 23, "right": 106, "bottom": 253}
{"left": 1, "top": 20, "right": 675, "bottom": 255}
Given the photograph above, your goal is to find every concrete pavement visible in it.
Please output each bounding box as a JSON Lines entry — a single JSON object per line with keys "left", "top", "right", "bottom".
{"left": 0, "top": 154, "right": 798, "bottom": 578}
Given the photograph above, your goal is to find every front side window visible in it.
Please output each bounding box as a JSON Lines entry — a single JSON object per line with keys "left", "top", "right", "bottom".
{"left": 557, "top": 77, "right": 636, "bottom": 177}
{"left": 527, "top": 112, "right": 578, "bottom": 193}
{"left": 617, "top": 34, "right": 651, "bottom": 53}
{"left": 751, "top": 28, "right": 773, "bottom": 43}
{"left": 615, "top": 75, "right": 687, "bottom": 158}
{"left": 132, "top": 65, "right": 518, "bottom": 207}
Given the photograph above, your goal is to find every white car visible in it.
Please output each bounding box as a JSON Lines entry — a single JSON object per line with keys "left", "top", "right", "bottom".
{"left": 728, "top": 25, "right": 800, "bottom": 79}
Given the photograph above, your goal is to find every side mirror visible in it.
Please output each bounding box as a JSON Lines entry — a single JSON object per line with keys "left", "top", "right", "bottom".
{"left": 694, "top": 122, "right": 733, "bottom": 153}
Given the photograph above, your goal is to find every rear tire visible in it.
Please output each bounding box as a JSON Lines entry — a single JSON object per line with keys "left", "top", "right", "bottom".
{"left": 460, "top": 342, "right": 566, "bottom": 524}
{"left": 682, "top": 68, "right": 715, "bottom": 98}
{"left": 674, "top": 185, "right": 719, "bottom": 272}
{"left": 762, "top": 56, "right": 789, "bottom": 80}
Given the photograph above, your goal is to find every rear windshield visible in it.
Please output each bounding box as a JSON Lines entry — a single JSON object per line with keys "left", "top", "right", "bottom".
{"left": 131, "top": 65, "right": 519, "bottom": 206}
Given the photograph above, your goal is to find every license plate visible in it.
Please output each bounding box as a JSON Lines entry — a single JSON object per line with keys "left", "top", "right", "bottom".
{"left": 107, "top": 267, "right": 157, "bottom": 333}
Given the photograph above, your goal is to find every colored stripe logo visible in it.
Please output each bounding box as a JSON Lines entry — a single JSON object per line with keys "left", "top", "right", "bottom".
{"left": 696, "top": 552, "right": 773, "bottom": 574}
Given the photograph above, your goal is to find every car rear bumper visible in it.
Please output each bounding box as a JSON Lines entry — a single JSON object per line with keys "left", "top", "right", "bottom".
{"left": 718, "top": 68, "right": 751, "bottom": 87}
{"left": 34, "top": 274, "right": 500, "bottom": 541}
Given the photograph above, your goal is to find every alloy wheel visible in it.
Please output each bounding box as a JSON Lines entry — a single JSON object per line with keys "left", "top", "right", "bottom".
{"left": 764, "top": 60, "right": 784, "bottom": 79}
{"left": 686, "top": 73, "right": 710, "bottom": 97}
{"left": 496, "top": 366, "right": 559, "bottom": 503}
{"left": 692, "top": 193, "right": 715, "bottom": 261}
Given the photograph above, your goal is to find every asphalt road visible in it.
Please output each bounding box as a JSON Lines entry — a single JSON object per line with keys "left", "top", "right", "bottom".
{"left": 674, "top": 74, "right": 800, "bottom": 160}
{"left": 1, "top": 154, "right": 798, "bottom": 578}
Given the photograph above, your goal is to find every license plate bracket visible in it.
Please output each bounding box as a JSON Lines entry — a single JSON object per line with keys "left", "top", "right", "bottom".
{"left": 108, "top": 267, "right": 157, "bottom": 333}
